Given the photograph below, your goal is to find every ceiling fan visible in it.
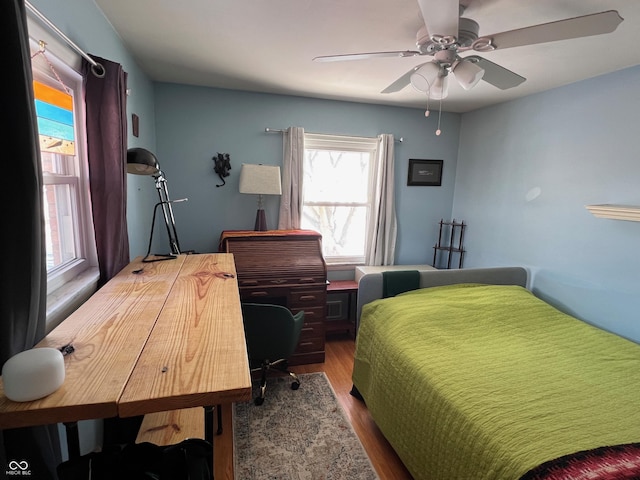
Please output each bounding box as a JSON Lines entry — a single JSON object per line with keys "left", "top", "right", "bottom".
{"left": 313, "top": 0, "right": 623, "bottom": 99}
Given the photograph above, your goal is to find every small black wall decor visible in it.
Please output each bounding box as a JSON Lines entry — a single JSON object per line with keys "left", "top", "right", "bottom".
{"left": 213, "top": 153, "right": 231, "bottom": 187}
{"left": 407, "top": 159, "right": 443, "bottom": 186}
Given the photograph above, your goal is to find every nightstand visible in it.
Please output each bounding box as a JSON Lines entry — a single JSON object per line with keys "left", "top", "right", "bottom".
{"left": 326, "top": 280, "right": 358, "bottom": 338}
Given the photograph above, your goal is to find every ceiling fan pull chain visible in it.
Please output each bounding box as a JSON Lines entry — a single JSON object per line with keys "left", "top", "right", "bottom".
{"left": 424, "top": 95, "right": 430, "bottom": 118}
{"left": 435, "top": 96, "right": 443, "bottom": 136}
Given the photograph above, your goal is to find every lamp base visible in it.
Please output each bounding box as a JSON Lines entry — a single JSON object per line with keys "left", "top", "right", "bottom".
{"left": 254, "top": 209, "right": 268, "bottom": 231}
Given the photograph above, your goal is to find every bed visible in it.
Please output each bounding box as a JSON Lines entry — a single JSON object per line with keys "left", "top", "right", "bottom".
{"left": 352, "top": 267, "right": 640, "bottom": 479}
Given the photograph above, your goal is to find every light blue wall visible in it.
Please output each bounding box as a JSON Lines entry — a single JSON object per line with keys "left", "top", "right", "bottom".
{"left": 454, "top": 66, "right": 640, "bottom": 342}
{"left": 152, "top": 84, "right": 461, "bottom": 264}
{"left": 29, "top": 0, "right": 158, "bottom": 259}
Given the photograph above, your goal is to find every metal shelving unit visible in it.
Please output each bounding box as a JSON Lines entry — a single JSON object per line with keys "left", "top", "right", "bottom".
{"left": 432, "top": 219, "right": 466, "bottom": 269}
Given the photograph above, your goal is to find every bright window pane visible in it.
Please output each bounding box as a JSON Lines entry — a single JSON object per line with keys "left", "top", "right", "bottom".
{"left": 41, "top": 151, "right": 75, "bottom": 176}
{"left": 301, "top": 205, "right": 367, "bottom": 257}
{"left": 303, "top": 150, "right": 371, "bottom": 203}
{"left": 43, "top": 183, "right": 78, "bottom": 270}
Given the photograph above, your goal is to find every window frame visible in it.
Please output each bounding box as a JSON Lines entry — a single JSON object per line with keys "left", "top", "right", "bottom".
{"left": 302, "top": 133, "right": 379, "bottom": 266}
{"left": 29, "top": 26, "right": 99, "bottom": 330}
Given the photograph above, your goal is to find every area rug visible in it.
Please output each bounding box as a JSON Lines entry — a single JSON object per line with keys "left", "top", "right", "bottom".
{"left": 233, "top": 372, "right": 379, "bottom": 480}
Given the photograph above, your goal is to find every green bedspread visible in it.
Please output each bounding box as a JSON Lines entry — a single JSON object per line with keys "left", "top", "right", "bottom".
{"left": 352, "top": 284, "right": 640, "bottom": 480}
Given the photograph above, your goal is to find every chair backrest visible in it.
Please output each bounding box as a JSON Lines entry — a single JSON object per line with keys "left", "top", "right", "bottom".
{"left": 240, "top": 303, "right": 305, "bottom": 362}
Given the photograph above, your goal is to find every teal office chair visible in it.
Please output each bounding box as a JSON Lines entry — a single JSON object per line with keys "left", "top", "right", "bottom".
{"left": 241, "top": 303, "right": 305, "bottom": 405}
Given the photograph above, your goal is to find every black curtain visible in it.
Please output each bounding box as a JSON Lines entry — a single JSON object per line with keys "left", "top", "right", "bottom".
{"left": 82, "top": 56, "right": 130, "bottom": 286}
{"left": 1, "top": 0, "right": 62, "bottom": 478}
{"left": 82, "top": 56, "right": 141, "bottom": 447}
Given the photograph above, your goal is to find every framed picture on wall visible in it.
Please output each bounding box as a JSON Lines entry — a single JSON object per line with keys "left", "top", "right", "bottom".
{"left": 407, "top": 159, "right": 443, "bottom": 186}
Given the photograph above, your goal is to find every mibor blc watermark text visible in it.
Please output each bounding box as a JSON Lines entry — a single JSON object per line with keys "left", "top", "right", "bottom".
{"left": 5, "top": 460, "right": 31, "bottom": 476}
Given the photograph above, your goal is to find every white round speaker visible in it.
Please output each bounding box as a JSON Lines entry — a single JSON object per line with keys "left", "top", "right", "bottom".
{"left": 2, "top": 348, "right": 65, "bottom": 402}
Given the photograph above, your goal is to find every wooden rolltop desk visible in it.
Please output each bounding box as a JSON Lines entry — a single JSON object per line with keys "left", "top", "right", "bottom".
{"left": 219, "top": 230, "right": 327, "bottom": 365}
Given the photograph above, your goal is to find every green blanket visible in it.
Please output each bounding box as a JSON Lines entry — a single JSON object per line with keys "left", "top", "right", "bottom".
{"left": 352, "top": 284, "right": 640, "bottom": 480}
{"left": 382, "top": 270, "right": 420, "bottom": 298}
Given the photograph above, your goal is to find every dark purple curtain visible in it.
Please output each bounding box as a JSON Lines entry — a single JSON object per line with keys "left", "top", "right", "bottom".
{"left": 82, "top": 56, "right": 130, "bottom": 286}
{"left": 1, "top": 0, "right": 61, "bottom": 477}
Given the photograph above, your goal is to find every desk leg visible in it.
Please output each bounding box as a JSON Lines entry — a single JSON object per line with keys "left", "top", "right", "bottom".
{"left": 63, "top": 421, "right": 80, "bottom": 460}
{"left": 213, "top": 403, "right": 234, "bottom": 480}
{"left": 204, "top": 406, "right": 214, "bottom": 444}
{"left": 205, "top": 405, "right": 224, "bottom": 443}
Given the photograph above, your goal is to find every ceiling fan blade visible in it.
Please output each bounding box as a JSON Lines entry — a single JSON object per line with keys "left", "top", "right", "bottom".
{"left": 417, "top": 0, "right": 459, "bottom": 40}
{"left": 381, "top": 63, "right": 429, "bottom": 94}
{"left": 480, "top": 10, "right": 623, "bottom": 51}
{"left": 465, "top": 55, "right": 525, "bottom": 90}
{"left": 313, "top": 51, "right": 420, "bottom": 62}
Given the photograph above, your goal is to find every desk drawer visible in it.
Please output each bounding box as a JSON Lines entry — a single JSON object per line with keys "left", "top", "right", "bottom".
{"left": 299, "top": 320, "right": 325, "bottom": 340}
{"left": 238, "top": 278, "right": 297, "bottom": 288}
{"left": 295, "top": 336, "right": 325, "bottom": 354}
{"left": 290, "top": 289, "right": 326, "bottom": 306}
{"left": 290, "top": 306, "right": 325, "bottom": 323}
{"left": 295, "top": 320, "right": 325, "bottom": 359}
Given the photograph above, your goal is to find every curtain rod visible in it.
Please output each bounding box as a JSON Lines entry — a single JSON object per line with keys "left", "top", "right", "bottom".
{"left": 265, "top": 128, "right": 403, "bottom": 143}
{"left": 25, "top": 0, "right": 105, "bottom": 78}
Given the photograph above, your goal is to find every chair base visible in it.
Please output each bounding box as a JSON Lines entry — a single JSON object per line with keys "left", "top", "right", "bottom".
{"left": 251, "top": 358, "right": 300, "bottom": 406}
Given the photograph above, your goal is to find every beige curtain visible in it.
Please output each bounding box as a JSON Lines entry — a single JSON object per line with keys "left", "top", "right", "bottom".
{"left": 277, "top": 126, "right": 304, "bottom": 230}
{"left": 365, "top": 134, "right": 397, "bottom": 265}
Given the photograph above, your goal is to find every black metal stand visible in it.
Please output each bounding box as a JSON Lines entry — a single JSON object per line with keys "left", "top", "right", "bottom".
{"left": 142, "top": 172, "right": 188, "bottom": 262}
{"left": 432, "top": 219, "right": 466, "bottom": 269}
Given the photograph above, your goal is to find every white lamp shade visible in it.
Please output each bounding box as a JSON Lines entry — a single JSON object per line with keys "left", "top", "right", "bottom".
{"left": 429, "top": 74, "right": 449, "bottom": 100}
{"left": 410, "top": 62, "right": 441, "bottom": 93}
{"left": 453, "top": 59, "right": 485, "bottom": 90}
{"left": 239, "top": 164, "right": 282, "bottom": 195}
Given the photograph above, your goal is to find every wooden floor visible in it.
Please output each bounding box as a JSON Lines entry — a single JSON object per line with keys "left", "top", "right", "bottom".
{"left": 214, "top": 333, "right": 413, "bottom": 480}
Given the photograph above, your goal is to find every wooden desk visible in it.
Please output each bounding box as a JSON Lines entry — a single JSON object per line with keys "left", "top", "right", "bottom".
{"left": 219, "top": 230, "right": 327, "bottom": 365}
{"left": 0, "top": 254, "right": 251, "bottom": 467}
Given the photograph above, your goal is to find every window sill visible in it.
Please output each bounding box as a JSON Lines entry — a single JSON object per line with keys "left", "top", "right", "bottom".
{"left": 46, "top": 267, "right": 100, "bottom": 333}
{"left": 327, "top": 263, "right": 362, "bottom": 272}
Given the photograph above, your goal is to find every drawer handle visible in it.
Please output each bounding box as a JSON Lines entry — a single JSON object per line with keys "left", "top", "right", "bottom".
{"left": 299, "top": 277, "right": 316, "bottom": 283}
{"left": 270, "top": 279, "right": 287, "bottom": 284}
{"left": 240, "top": 280, "right": 259, "bottom": 286}
{"left": 249, "top": 291, "right": 269, "bottom": 297}
{"left": 299, "top": 295, "right": 316, "bottom": 302}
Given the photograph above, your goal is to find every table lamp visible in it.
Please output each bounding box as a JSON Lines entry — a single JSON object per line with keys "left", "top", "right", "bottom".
{"left": 239, "top": 164, "right": 282, "bottom": 231}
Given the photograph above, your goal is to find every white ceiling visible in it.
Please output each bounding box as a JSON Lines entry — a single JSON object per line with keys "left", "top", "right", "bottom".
{"left": 94, "top": 0, "right": 640, "bottom": 113}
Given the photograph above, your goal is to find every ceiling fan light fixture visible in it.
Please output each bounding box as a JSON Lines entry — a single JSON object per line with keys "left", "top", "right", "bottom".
{"left": 430, "top": 74, "right": 449, "bottom": 100}
{"left": 410, "top": 62, "right": 441, "bottom": 93}
{"left": 453, "top": 59, "right": 485, "bottom": 90}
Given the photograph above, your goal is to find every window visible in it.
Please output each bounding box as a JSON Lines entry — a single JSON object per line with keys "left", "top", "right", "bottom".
{"left": 30, "top": 35, "right": 98, "bottom": 327}
{"left": 301, "top": 134, "right": 379, "bottom": 265}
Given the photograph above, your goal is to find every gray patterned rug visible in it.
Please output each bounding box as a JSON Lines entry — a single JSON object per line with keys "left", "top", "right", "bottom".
{"left": 233, "top": 372, "right": 379, "bottom": 480}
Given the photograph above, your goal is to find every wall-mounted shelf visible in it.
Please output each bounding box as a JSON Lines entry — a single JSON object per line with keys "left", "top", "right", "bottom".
{"left": 586, "top": 204, "right": 640, "bottom": 222}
